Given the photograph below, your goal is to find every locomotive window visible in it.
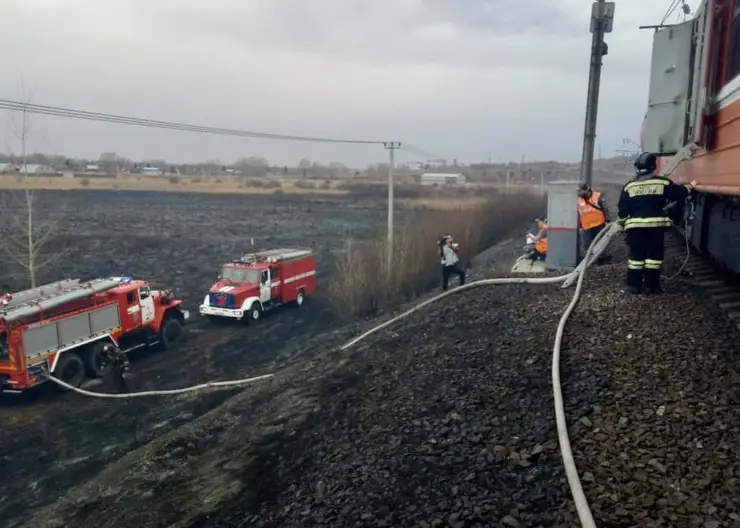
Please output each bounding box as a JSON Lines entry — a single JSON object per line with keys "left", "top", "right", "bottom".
{"left": 727, "top": 0, "right": 740, "bottom": 83}
{"left": 126, "top": 292, "right": 135, "bottom": 305}
{"left": 270, "top": 268, "right": 278, "bottom": 280}
{"left": 139, "top": 287, "right": 150, "bottom": 300}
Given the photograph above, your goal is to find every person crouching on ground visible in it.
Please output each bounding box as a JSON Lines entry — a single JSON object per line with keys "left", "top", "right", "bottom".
{"left": 439, "top": 235, "right": 466, "bottom": 291}
{"left": 531, "top": 218, "right": 548, "bottom": 260}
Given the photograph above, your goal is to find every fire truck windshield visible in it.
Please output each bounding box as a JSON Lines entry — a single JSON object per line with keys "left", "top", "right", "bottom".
{"left": 221, "top": 267, "right": 261, "bottom": 284}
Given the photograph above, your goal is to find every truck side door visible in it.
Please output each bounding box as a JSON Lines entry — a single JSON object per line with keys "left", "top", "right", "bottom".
{"left": 139, "top": 286, "right": 155, "bottom": 325}
{"left": 259, "top": 270, "right": 271, "bottom": 303}
{"left": 269, "top": 266, "right": 281, "bottom": 301}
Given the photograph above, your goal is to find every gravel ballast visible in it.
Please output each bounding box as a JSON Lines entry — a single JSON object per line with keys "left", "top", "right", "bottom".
{"left": 25, "top": 233, "right": 740, "bottom": 527}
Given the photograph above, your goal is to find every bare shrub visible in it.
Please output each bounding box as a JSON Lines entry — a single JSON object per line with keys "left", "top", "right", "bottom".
{"left": 319, "top": 181, "right": 332, "bottom": 190}
{"left": 191, "top": 177, "right": 202, "bottom": 184}
{"left": 168, "top": 176, "right": 179, "bottom": 184}
{"left": 244, "top": 179, "right": 266, "bottom": 188}
{"left": 328, "top": 190, "right": 545, "bottom": 316}
{"left": 264, "top": 180, "right": 281, "bottom": 189}
{"left": 294, "top": 180, "right": 315, "bottom": 189}
{"left": 273, "top": 188, "right": 284, "bottom": 195}
{"left": 79, "top": 177, "right": 90, "bottom": 187}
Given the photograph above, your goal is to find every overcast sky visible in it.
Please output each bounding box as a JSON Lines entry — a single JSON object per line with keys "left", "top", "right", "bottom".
{"left": 0, "top": 0, "right": 696, "bottom": 167}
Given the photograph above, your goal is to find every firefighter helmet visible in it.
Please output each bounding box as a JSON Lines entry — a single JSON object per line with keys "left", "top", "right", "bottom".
{"left": 577, "top": 182, "right": 589, "bottom": 191}
{"left": 634, "top": 152, "right": 657, "bottom": 174}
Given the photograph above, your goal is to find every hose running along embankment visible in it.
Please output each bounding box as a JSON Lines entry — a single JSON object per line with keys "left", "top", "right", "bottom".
{"left": 47, "top": 222, "right": 622, "bottom": 527}
{"left": 340, "top": 222, "right": 620, "bottom": 528}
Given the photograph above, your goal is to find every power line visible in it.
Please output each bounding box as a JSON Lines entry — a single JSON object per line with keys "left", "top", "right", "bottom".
{"left": 660, "top": 0, "right": 681, "bottom": 24}
{"left": 0, "top": 99, "right": 385, "bottom": 145}
{"left": 400, "top": 143, "right": 446, "bottom": 162}
{"left": 1, "top": 97, "right": 449, "bottom": 161}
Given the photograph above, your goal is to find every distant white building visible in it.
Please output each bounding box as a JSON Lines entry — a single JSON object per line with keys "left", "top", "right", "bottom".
{"left": 140, "top": 166, "right": 164, "bottom": 176}
{"left": 420, "top": 172, "right": 466, "bottom": 186}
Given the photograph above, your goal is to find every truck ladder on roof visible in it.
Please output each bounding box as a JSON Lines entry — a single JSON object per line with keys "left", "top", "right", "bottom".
{"left": 2, "top": 279, "right": 82, "bottom": 309}
{"left": 239, "top": 248, "right": 312, "bottom": 263}
{"left": 1, "top": 278, "right": 122, "bottom": 324}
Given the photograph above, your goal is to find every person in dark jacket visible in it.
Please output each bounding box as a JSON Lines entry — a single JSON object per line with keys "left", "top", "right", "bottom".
{"left": 102, "top": 343, "right": 130, "bottom": 393}
{"left": 439, "top": 235, "right": 465, "bottom": 291}
{"left": 617, "top": 152, "right": 697, "bottom": 295}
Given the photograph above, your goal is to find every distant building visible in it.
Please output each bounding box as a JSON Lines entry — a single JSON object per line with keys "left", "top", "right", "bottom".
{"left": 2, "top": 163, "right": 58, "bottom": 175}
{"left": 140, "top": 166, "right": 164, "bottom": 176}
{"left": 419, "top": 172, "right": 466, "bottom": 186}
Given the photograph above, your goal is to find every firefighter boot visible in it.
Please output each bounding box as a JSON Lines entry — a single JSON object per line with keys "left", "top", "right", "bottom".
{"left": 625, "top": 268, "right": 643, "bottom": 295}
{"left": 643, "top": 269, "right": 663, "bottom": 295}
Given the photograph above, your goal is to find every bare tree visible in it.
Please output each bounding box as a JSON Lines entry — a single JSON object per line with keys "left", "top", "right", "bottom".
{"left": 0, "top": 86, "right": 59, "bottom": 288}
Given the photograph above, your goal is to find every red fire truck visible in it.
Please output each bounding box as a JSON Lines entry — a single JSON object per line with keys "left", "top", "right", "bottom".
{"left": 0, "top": 277, "right": 189, "bottom": 393}
{"left": 199, "top": 248, "right": 317, "bottom": 322}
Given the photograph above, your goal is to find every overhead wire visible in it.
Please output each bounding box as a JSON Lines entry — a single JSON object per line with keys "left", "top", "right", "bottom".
{"left": 0, "top": 99, "right": 385, "bottom": 145}
{"left": 660, "top": 0, "right": 681, "bottom": 25}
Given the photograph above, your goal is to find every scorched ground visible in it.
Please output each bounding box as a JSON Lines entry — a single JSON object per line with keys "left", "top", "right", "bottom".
{"left": 15, "top": 234, "right": 740, "bottom": 527}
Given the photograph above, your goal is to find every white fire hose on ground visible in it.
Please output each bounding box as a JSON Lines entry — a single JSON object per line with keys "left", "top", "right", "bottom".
{"left": 341, "top": 222, "right": 622, "bottom": 528}
{"left": 45, "top": 222, "right": 622, "bottom": 527}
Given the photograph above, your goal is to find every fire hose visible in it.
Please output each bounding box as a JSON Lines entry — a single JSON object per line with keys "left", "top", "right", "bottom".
{"left": 45, "top": 223, "right": 622, "bottom": 528}
{"left": 340, "top": 222, "right": 621, "bottom": 528}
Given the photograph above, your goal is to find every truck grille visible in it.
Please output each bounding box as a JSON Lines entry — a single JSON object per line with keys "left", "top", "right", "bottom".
{"left": 209, "top": 292, "right": 236, "bottom": 309}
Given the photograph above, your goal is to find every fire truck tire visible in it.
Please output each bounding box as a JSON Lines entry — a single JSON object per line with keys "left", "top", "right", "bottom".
{"left": 160, "top": 317, "right": 183, "bottom": 349}
{"left": 53, "top": 352, "right": 86, "bottom": 388}
{"left": 84, "top": 342, "right": 113, "bottom": 378}
{"left": 248, "top": 302, "right": 262, "bottom": 323}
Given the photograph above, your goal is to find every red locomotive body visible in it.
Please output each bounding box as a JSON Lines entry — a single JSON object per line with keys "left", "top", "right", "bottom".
{"left": 199, "top": 248, "right": 316, "bottom": 322}
{"left": 0, "top": 277, "right": 189, "bottom": 392}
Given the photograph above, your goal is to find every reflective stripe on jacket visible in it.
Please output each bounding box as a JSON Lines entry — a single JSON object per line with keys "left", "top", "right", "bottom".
{"left": 617, "top": 174, "right": 691, "bottom": 230}
{"left": 578, "top": 191, "right": 606, "bottom": 230}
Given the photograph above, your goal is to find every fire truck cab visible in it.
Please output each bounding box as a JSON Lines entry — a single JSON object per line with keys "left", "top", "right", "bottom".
{"left": 0, "top": 277, "right": 189, "bottom": 393}
{"left": 199, "top": 248, "right": 317, "bottom": 322}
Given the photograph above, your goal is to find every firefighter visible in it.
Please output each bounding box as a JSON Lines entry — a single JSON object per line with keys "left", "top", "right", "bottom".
{"left": 577, "top": 182, "right": 609, "bottom": 264}
{"left": 102, "top": 343, "right": 130, "bottom": 393}
{"left": 439, "top": 235, "right": 466, "bottom": 291}
{"left": 617, "top": 152, "right": 697, "bottom": 294}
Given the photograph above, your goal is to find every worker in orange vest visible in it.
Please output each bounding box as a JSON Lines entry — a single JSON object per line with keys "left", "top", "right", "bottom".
{"left": 577, "top": 183, "right": 609, "bottom": 264}
{"left": 532, "top": 218, "right": 548, "bottom": 259}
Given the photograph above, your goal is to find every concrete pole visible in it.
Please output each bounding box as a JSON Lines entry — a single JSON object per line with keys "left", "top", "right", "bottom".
{"left": 384, "top": 142, "right": 401, "bottom": 273}
{"left": 579, "top": 0, "right": 607, "bottom": 188}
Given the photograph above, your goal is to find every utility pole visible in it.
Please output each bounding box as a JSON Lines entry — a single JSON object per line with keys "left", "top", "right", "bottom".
{"left": 384, "top": 141, "right": 401, "bottom": 273}
{"left": 579, "top": 1, "right": 614, "bottom": 187}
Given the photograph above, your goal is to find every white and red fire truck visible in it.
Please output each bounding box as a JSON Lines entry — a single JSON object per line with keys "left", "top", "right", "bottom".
{"left": 0, "top": 277, "right": 189, "bottom": 393}
{"left": 199, "top": 248, "right": 317, "bottom": 322}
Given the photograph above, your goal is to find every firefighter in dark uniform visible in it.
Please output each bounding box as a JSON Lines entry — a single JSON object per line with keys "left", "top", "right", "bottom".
{"left": 102, "top": 343, "right": 130, "bottom": 393}
{"left": 617, "top": 152, "right": 697, "bottom": 294}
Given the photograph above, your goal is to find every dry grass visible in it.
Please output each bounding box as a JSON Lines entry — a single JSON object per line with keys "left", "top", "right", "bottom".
{"left": 0, "top": 174, "right": 348, "bottom": 196}
{"left": 328, "top": 189, "right": 546, "bottom": 315}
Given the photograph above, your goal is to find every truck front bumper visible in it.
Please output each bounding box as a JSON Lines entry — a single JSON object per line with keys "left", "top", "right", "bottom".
{"left": 199, "top": 305, "right": 243, "bottom": 319}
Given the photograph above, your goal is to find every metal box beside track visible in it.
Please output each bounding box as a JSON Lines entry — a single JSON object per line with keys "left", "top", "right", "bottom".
{"left": 546, "top": 181, "right": 580, "bottom": 270}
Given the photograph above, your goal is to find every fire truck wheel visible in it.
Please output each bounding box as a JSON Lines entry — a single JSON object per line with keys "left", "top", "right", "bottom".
{"left": 53, "top": 352, "right": 86, "bottom": 388}
{"left": 84, "top": 342, "right": 113, "bottom": 378}
{"left": 248, "top": 302, "right": 262, "bottom": 322}
{"left": 160, "top": 316, "right": 183, "bottom": 349}
{"left": 295, "top": 289, "right": 306, "bottom": 307}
